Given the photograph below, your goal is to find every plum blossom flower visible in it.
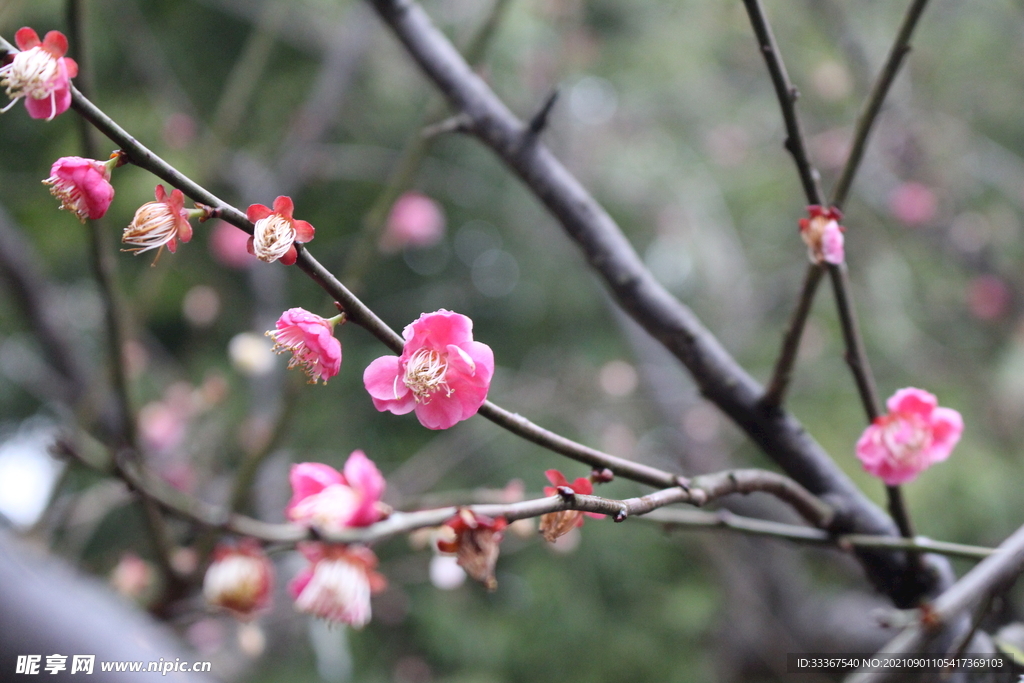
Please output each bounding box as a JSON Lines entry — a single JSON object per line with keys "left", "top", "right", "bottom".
{"left": 122, "top": 185, "right": 202, "bottom": 258}
{"left": 363, "top": 310, "right": 494, "bottom": 430}
{"left": 0, "top": 28, "right": 78, "bottom": 120}
{"left": 203, "top": 539, "right": 274, "bottom": 620}
{"left": 856, "top": 387, "right": 963, "bottom": 485}
{"left": 267, "top": 308, "right": 343, "bottom": 384}
{"left": 799, "top": 205, "right": 845, "bottom": 265}
{"left": 286, "top": 452, "right": 388, "bottom": 534}
{"left": 435, "top": 509, "right": 507, "bottom": 591}
{"left": 289, "top": 543, "right": 386, "bottom": 628}
{"left": 379, "top": 191, "right": 446, "bottom": 253}
{"left": 539, "top": 470, "right": 603, "bottom": 542}
{"left": 246, "top": 196, "right": 314, "bottom": 265}
{"left": 43, "top": 154, "right": 119, "bottom": 222}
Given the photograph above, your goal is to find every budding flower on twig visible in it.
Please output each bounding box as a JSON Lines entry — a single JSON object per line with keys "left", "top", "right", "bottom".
{"left": 267, "top": 308, "right": 343, "bottom": 384}
{"left": 202, "top": 539, "right": 274, "bottom": 620}
{"left": 286, "top": 452, "right": 388, "bottom": 534}
{"left": 799, "top": 205, "right": 845, "bottom": 265}
{"left": 43, "top": 153, "right": 120, "bottom": 222}
{"left": 289, "top": 543, "right": 386, "bottom": 628}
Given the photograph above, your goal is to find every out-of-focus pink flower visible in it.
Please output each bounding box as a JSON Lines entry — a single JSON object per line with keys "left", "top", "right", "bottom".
{"left": 209, "top": 220, "right": 257, "bottom": 269}
{"left": 110, "top": 552, "right": 154, "bottom": 601}
{"left": 203, "top": 539, "right": 274, "bottom": 620}
{"left": 363, "top": 310, "right": 494, "bottom": 430}
{"left": 122, "top": 185, "right": 195, "bottom": 257}
{"left": 0, "top": 28, "right": 77, "bottom": 120}
{"left": 246, "top": 196, "right": 314, "bottom": 265}
{"left": 43, "top": 155, "right": 117, "bottom": 222}
{"left": 289, "top": 543, "right": 386, "bottom": 628}
{"left": 286, "top": 452, "right": 387, "bottom": 533}
{"left": 856, "top": 387, "right": 963, "bottom": 485}
{"left": 889, "top": 182, "right": 937, "bottom": 227}
{"left": 436, "top": 509, "right": 507, "bottom": 591}
{"left": 968, "top": 275, "right": 1011, "bottom": 321}
{"left": 266, "top": 308, "right": 342, "bottom": 384}
{"left": 539, "top": 470, "right": 603, "bottom": 542}
{"left": 379, "top": 192, "right": 446, "bottom": 253}
{"left": 799, "top": 205, "right": 845, "bottom": 265}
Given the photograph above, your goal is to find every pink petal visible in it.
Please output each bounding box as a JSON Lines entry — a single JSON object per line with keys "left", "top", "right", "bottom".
{"left": 287, "top": 566, "right": 314, "bottom": 599}
{"left": 14, "top": 28, "right": 41, "bottom": 51}
{"left": 294, "top": 220, "right": 315, "bottom": 243}
{"left": 342, "top": 450, "right": 385, "bottom": 505}
{"left": 41, "top": 31, "right": 68, "bottom": 58}
{"left": 272, "top": 195, "right": 295, "bottom": 218}
{"left": 414, "top": 394, "right": 465, "bottom": 430}
{"left": 927, "top": 407, "right": 964, "bottom": 460}
{"left": 545, "top": 470, "right": 569, "bottom": 488}
{"left": 246, "top": 203, "right": 272, "bottom": 222}
{"left": 288, "top": 462, "right": 345, "bottom": 509}
{"left": 887, "top": 387, "right": 937, "bottom": 418}
{"left": 279, "top": 245, "right": 298, "bottom": 266}
{"left": 363, "top": 355, "right": 404, "bottom": 400}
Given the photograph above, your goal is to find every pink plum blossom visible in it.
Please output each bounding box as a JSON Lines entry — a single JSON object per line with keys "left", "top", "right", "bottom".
{"left": 0, "top": 28, "right": 77, "bottom": 120}
{"left": 799, "top": 205, "right": 845, "bottom": 265}
{"left": 289, "top": 543, "right": 386, "bottom": 628}
{"left": 379, "top": 191, "right": 446, "bottom": 253}
{"left": 363, "top": 310, "right": 494, "bottom": 430}
{"left": 43, "top": 155, "right": 117, "bottom": 222}
{"left": 203, "top": 539, "right": 274, "bottom": 620}
{"left": 889, "top": 182, "right": 937, "bottom": 227}
{"left": 266, "top": 308, "right": 343, "bottom": 384}
{"left": 286, "top": 452, "right": 387, "bottom": 533}
{"left": 856, "top": 387, "right": 963, "bottom": 485}
{"left": 246, "top": 196, "right": 314, "bottom": 265}
{"left": 539, "top": 469, "right": 603, "bottom": 542}
{"left": 122, "top": 185, "right": 196, "bottom": 257}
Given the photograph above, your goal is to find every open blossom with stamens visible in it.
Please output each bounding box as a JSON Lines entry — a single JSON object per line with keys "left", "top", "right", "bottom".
{"left": 539, "top": 470, "right": 603, "bottom": 543}
{"left": 202, "top": 539, "right": 274, "bottom": 620}
{"left": 436, "top": 509, "right": 507, "bottom": 591}
{"left": 363, "top": 310, "right": 494, "bottom": 430}
{"left": 289, "top": 543, "right": 386, "bottom": 628}
{"left": 122, "top": 185, "right": 195, "bottom": 256}
{"left": 246, "top": 196, "right": 314, "bottom": 265}
{"left": 856, "top": 387, "right": 963, "bottom": 485}
{"left": 287, "top": 453, "right": 388, "bottom": 533}
{"left": 43, "top": 155, "right": 117, "bottom": 222}
{"left": 799, "top": 205, "right": 845, "bottom": 265}
{"left": 267, "top": 308, "right": 342, "bottom": 384}
{"left": 0, "top": 28, "right": 77, "bottom": 120}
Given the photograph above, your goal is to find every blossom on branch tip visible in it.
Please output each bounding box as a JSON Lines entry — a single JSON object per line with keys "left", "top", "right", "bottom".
{"left": 202, "top": 539, "right": 274, "bottom": 620}
{"left": 0, "top": 28, "right": 77, "bottom": 120}
{"left": 286, "top": 453, "right": 388, "bottom": 533}
{"left": 289, "top": 543, "right": 386, "bottom": 628}
{"left": 436, "top": 509, "right": 507, "bottom": 591}
{"left": 363, "top": 310, "right": 494, "bottom": 430}
{"left": 122, "top": 185, "right": 202, "bottom": 259}
{"left": 855, "top": 387, "right": 963, "bottom": 485}
{"left": 246, "top": 196, "right": 314, "bottom": 265}
{"left": 267, "top": 308, "right": 343, "bottom": 384}
{"left": 43, "top": 154, "right": 118, "bottom": 222}
{"left": 539, "top": 469, "right": 603, "bottom": 542}
{"left": 799, "top": 205, "right": 845, "bottom": 265}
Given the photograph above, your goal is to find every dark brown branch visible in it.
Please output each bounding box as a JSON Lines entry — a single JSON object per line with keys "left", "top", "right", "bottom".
{"left": 365, "top": 0, "right": 945, "bottom": 607}
{"left": 762, "top": 263, "right": 824, "bottom": 408}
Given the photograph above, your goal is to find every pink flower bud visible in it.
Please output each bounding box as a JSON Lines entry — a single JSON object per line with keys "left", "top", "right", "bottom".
{"left": 266, "top": 308, "right": 342, "bottom": 384}
{"left": 122, "top": 185, "right": 194, "bottom": 257}
{"left": 286, "top": 452, "right": 387, "bottom": 533}
{"left": 798, "top": 205, "right": 845, "bottom": 265}
{"left": 289, "top": 543, "right": 386, "bottom": 628}
{"left": 203, "top": 540, "right": 274, "bottom": 620}
{"left": 435, "top": 509, "right": 507, "bottom": 591}
{"left": 43, "top": 156, "right": 115, "bottom": 222}
{"left": 246, "top": 196, "right": 314, "bottom": 265}
{"left": 379, "top": 192, "right": 446, "bottom": 253}
{"left": 539, "top": 469, "right": 603, "bottom": 542}
{"left": 363, "top": 310, "right": 494, "bottom": 430}
{"left": 0, "top": 28, "right": 78, "bottom": 120}
{"left": 855, "top": 387, "right": 963, "bottom": 485}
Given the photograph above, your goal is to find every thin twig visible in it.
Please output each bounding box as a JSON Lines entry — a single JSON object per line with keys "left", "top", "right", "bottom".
{"left": 830, "top": 0, "right": 931, "bottom": 210}
{"left": 828, "top": 263, "right": 881, "bottom": 421}
{"left": 762, "top": 263, "right": 824, "bottom": 408}
{"left": 741, "top": 0, "right": 823, "bottom": 205}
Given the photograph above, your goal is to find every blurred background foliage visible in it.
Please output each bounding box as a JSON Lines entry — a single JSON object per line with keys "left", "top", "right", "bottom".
{"left": 2, "top": 0, "right": 1024, "bottom": 680}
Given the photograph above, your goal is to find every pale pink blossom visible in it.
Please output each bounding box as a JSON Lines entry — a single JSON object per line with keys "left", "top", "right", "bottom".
{"left": 266, "top": 308, "right": 342, "bottom": 384}
{"left": 246, "top": 196, "right": 314, "bottom": 265}
{"left": 289, "top": 543, "right": 386, "bottom": 628}
{"left": 122, "top": 185, "right": 195, "bottom": 257}
{"left": 856, "top": 387, "right": 963, "bottom": 485}
{"left": 379, "top": 192, "right": 446, "bottom": 253}
{"left": 799, "top": 205, "right": 845, "bottom": 265}
{"left": 286, "top": 452, "right": 387, "bottom": 533}
{"left": 363, "top": 310, "right": 494, "bottom": 430}
{"left": 0, "top": 28, "right": 77, "bottom": 120}
{"left": 43, "top": 155, "right": 116, "bottom": 222}
{"left": 539, "top": 470, "right": 603, "bottom": 542}
{"left": 203, "top": 539, "right": 274, "bottom": 620}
